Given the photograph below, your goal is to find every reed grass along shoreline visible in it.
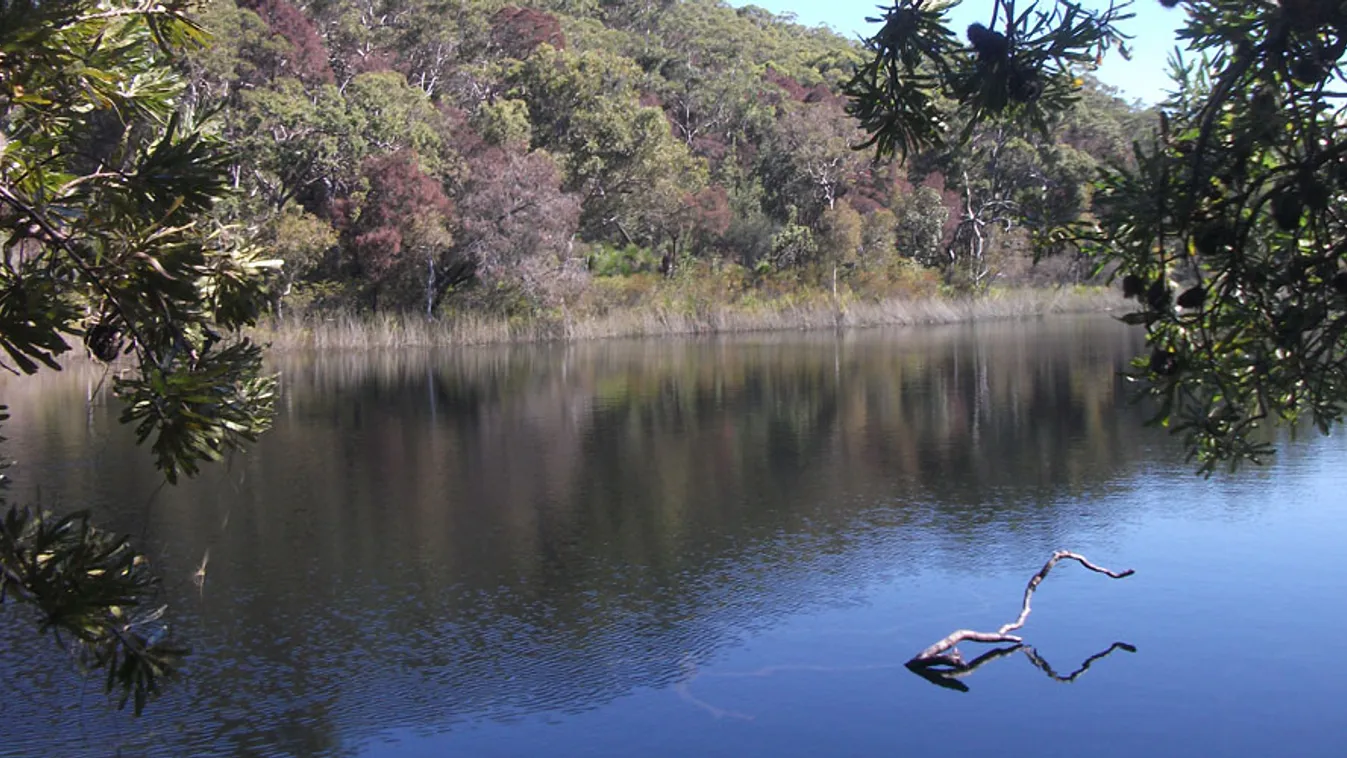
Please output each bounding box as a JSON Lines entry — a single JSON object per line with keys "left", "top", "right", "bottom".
{"left": 252, "top": 287, "right": 1127, "bottom": 350}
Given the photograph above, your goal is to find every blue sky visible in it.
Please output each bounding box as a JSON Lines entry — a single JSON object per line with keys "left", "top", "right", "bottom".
{"left": 736, "top": 0, "right": 1188, "bottom": 104}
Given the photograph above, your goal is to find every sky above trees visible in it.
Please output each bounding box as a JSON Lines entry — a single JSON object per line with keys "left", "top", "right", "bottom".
{"left": 737, "top": 0, "right": 1185, "bottom": 103}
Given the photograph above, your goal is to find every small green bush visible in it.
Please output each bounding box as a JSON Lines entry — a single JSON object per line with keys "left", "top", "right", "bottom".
{"left": 586, "top": 243, "right": 662, "bottom": 277}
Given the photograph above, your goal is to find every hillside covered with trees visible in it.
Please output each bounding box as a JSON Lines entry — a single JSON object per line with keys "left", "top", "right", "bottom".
{"left": 183, "top": 0, "right": 1150, "bottom": 321}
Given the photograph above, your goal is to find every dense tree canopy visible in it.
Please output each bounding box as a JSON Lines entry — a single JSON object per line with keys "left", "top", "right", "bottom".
{"left": 148, "top": 0, "right": 1152, "bottom": 316}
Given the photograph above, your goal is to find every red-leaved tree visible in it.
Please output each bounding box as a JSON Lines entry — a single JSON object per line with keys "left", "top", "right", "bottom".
{"left": 678, "top": 184, "right": 732, "bottom": 258}
{"left": 490, "top": 6, "right": 566, "bottom": 61}
{"left": 240, "top": 0, "right": 334, "bottom": 85}
{"left": 350, "top": 150, "right": 458, "bottom": 312}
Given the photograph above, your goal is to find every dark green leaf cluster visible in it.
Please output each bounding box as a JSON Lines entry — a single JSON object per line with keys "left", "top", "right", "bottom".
{"left": 846, "top": 0, "right": 1134, "bottom": 160}
{"left": 1, "top": 0, "right": 279, "bottom": 481}
{"left": 2, "top": 0, "right": 282, "bottom": 709}
{"left": 850, "top": 0, "right": 1347, "bottom": 471}
{"left": 115, "top": 340, "right": 275, "bottom": 480}
{"left": 1086, "top": 0, "right": 1347, "bottom": 473}
{"left": 846, "top": 1, "right": 957, "bottom": 159}
{"left": 0, "top": 503, "right": 186, "bottom": 715}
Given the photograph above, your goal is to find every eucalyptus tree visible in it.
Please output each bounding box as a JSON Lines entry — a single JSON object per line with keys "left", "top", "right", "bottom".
{"left": 508, "top": 44, "right": 707, "bottom": 248}
{"left": 848, "top": 0, "right": 1347, "bottom": 471}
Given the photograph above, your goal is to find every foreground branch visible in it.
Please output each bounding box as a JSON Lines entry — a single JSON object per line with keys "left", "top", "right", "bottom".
{"left": 907, "top": 550, "right": 1134, "bottom": 668}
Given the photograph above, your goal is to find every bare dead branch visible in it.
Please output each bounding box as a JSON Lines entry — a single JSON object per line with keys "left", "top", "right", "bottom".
{"left": 909, "top": 629, "right": 1024, "bottom": 664}
{"left": 907, "top": 550, "right": 1134, "bottom": 668}
{"left": 997, "top": 550, "right": 1135, "bottom": 636}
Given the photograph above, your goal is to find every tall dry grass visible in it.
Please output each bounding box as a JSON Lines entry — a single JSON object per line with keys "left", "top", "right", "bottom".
{"left": 251, "top": 287, "right": 1128, "bottom": 350}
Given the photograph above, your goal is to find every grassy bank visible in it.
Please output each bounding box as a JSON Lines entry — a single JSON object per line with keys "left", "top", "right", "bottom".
{"left": 252, "top": 286, "right": 1127, "bottom": 350}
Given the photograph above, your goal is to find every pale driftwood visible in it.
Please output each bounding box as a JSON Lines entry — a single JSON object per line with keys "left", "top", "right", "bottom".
{"left": 907, "top": 550, "right": 1134, "bottom": 668}
{"left": 908, "top": 630, "right": 1024, "bottom": 666}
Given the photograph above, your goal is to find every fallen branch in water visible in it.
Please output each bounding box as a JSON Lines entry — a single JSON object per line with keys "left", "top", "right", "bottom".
{"left": 906, "top": 644, "right": 1024, "bottom": 692}
{"left": 907, "top": 550, "right": 1135, "bottom": 669}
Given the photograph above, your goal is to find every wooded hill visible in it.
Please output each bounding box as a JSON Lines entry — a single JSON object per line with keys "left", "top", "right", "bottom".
{"left": 187, "top": 0, "right": 1152, "bottom": 317}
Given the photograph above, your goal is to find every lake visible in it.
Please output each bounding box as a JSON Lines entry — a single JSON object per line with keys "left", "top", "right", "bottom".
{"left": 2, "top": 315, "right": 1346, "bottom": 757}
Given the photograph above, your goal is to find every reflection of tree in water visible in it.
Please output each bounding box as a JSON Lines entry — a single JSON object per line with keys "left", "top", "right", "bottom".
{"left": 0, "top": 318, "right": 1167, "bottom": 756}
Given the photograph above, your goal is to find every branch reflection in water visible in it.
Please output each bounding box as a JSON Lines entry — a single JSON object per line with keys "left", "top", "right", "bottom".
{"left": 906, "top": 641, "right": 1138, "bottom": 693}
{"left": 675, "top": 640, "right": 1137, "bottom": 719}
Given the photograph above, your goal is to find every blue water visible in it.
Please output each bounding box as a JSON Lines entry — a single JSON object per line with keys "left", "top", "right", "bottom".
{"left": 364, "top": 453, "right": 1347, "bottom": 758}
{"left": 1, "top": 317, "right": 1345, "bottom": 757}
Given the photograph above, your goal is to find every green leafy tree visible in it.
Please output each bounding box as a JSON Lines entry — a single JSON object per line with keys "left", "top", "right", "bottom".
{"left": 765, "top": 207, "right": 819, "bottom": 271}
{"left": 860, "top": 206, "right": 900, "bottom": 265}
{"left": 1, "top": 0, "right": 278, "bottom": 711}
{"left": 639, "top": 0, "right": 771, "bottom": 154}
{"left": 817, "top": 199, "right": 865, "bottom": 269}
{"left": 238, "top": 77, "right": 367, "bottom": 210}
{"left": 400, "top": 0, "right": 497, "bottom": 97}
{"left": 892, "top": 184, "right": 952, "bottom": 267}
{"left": 344, "top": 70, "right": 453, "bottom": 169}
{"left": 760, "top": 98, "right": 869, "bottom": 225}
{"left": 185, "top": 0, "right": 295, "bottom": 102}
{"left": 508, "top": 44, "right": 642, "bottom": 147}
{"left": 266, "top": 206, "right": 339, "bottom": 313}
{"left": 921, "top": 125, "right": 1096, "bottom": 289}
{"left": 306, "top": 0, "right": 398, "bottom": 86}
{"left": 473, "top": 97, "right": 534, "bottom": 146}
{"left": 848, "top": 0, "right": 1347, "bottom": 471}
{"left": 509, "top": 44, "right": 707, "bottom": 247}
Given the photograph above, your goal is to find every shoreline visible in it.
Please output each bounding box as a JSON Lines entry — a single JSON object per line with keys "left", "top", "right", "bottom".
{"left": 250, "top": 287, "right": 1128, "bottom": 350}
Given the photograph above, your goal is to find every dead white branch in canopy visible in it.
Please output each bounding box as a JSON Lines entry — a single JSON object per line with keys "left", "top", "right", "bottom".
{"left": 907, "top": 550, "right": 1135, "bottom": 669}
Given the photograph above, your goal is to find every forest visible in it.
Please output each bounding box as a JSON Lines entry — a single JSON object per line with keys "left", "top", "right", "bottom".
{"left": 182, "top": 0, "right": 1151, "bottom": 322}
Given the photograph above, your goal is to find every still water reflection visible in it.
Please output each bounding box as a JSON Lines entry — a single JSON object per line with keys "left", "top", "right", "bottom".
{"left": 2, "top": 317, "right": 1346, "bottom": 757}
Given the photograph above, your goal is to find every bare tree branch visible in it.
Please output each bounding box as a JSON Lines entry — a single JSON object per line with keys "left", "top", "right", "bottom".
{"left": 906, "top": 644, "right": 1025, "bottom": 692}
{"left": 907, "top": 550, "right": 1134, "bottom": 668}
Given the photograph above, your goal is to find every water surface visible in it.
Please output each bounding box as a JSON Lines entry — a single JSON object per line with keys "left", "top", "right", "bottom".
{"left": 1, "top": 316, "right": 1345, "bottom": 757}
